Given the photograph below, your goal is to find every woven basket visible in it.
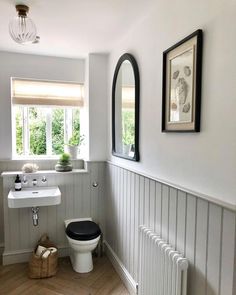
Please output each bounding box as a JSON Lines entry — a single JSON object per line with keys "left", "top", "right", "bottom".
{"left": 28, "top": 234, "right": 58, "bottom": 279}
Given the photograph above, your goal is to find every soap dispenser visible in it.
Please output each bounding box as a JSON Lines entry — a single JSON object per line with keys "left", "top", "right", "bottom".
{"left": 15, "top": 174, "right": 22, "bottom": 191}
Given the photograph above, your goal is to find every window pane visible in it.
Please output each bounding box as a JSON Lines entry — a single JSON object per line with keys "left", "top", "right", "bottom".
{"left": 72, "top": 108, "right": 81, "bottom": 141}
{"left": 15, "top": 106, "right": 23, "bottom": 155}
{"left": 52, "top": 109, "right": 64, "bottom": 155}
{"left": 29, "top": 107, "right": 46, "bottom": 155}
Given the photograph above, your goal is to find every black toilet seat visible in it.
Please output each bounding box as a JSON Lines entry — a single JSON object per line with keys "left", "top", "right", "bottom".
{"left": 66, "top": 220, "right": 101, "bottom": 241}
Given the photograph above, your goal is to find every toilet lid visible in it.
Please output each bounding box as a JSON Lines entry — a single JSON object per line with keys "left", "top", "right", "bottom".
{"left": 66, "top": 221, "right": 101, "bottom": 241}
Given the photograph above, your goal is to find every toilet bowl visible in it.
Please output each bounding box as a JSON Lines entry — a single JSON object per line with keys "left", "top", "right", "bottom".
{"left": 65, "top": 218, "right": 101, "bottom": 273}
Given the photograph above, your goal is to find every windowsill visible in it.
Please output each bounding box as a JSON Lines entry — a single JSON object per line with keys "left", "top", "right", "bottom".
{"left": 1, "top": 169, "right": 88, "bottom": 177}
{"left": 12, "top": 155, "right": 60, "bottom": 160}
{"left": 11, "top": 156, "right": 85, "bottom": 161}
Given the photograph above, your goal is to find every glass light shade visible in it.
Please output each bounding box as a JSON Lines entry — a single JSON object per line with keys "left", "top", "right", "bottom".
{"left": 9, "top": 16, "right": 37, "bottom": 44}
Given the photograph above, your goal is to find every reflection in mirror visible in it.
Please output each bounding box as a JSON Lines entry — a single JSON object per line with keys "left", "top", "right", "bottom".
{"left": 112, "top": 53, "right": 139, "bottom": 161}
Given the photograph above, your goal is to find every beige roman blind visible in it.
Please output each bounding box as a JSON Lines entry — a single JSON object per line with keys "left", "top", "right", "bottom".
{"left": 122, "top": 86, "right": 135, "bottom": 109}
{"left": 12, "top": 78, "right": 84, "bottom": 107}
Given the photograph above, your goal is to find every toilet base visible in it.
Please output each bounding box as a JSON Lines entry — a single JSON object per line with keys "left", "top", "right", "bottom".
{"left": 70, "top": 251, "right": 93, "bottom": 273}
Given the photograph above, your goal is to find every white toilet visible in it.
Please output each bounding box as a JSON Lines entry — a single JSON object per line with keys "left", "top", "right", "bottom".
{"left": 64, "top": 218, "right": 101, "bottom": 273}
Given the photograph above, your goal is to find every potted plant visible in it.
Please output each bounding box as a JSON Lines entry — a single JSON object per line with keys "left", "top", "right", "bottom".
{"left": 65, "top": 134, "right": 85, "bottom": 159}
{"left": 122, "top": 133, "right": 134, "bottom": 155}
{"left": 55, "top": 153, "right": 73, "bottom": 172}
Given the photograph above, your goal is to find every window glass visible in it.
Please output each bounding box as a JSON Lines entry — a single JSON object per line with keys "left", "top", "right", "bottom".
{"left": 52, "top": 108, "right": 64, "bottom": 155}
{"left": 29, "top": 107, "right": 46, "bottom": 155}
{"left": 15, "top": 106, "right": 23, "bottom": 155}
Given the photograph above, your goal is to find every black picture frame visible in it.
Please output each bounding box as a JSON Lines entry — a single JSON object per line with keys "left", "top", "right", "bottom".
{"left": 112, "top": 53, "right": 140, "bottom": 161}
{"left": 162, "top": 29, "right": 203, "bottom": 132}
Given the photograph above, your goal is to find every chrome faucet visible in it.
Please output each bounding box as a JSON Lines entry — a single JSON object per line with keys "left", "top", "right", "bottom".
{"left": 41, "top": 176, "right": 47, "bottom": 183}
{"left": 22, "top": 175, "right": 28, "bottom": 185}
{"left": 32, "top": 179, "right": 37, "bottom": 186}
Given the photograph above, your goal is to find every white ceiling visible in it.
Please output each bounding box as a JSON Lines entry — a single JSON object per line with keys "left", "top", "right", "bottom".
{"left": 0, "top": 0, "right": 153, "bottom": 58}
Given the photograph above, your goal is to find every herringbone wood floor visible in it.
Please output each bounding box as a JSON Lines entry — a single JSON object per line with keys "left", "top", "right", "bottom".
{"left": 0, "top": 256, "right": 129, "bottom": 295}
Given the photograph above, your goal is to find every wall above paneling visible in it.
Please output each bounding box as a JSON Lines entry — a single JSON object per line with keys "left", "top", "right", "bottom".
{"left": 107, "top": 0, "right": 236, "bottom": 206}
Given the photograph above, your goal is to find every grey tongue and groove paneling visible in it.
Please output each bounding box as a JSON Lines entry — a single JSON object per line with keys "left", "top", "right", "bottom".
{"left": 105, "top": 162, "right": 236, "bottom": 295}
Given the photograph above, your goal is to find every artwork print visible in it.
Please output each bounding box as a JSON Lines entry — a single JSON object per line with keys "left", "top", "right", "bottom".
{"left": 169, "top": 48, "right": 194, "bottom": 123}
{"left": 162, "top": 30, "right": 203, "bottom": 132}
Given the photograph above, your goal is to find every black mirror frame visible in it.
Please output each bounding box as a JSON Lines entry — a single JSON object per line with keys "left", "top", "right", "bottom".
{"left": 112, "top": 53, "right": 140, "bottom": 161}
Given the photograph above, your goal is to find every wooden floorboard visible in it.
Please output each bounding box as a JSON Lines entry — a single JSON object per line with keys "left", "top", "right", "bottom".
{"left": 0, "top": 256, "right": 129, "bottom": 295}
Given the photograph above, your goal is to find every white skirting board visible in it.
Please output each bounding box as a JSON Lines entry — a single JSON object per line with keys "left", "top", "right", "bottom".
{"left": 104, "top": 241, "right": 138, "bottom": 295}
{"left": 2, "top": 245, "right": 70, "bottom": 265}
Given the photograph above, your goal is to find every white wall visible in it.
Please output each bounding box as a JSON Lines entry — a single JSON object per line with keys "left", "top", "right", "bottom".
{"left": 0, "top": 51, "right": 85, "bottom": 159}
{"left": 87, "top": 54, "right": 108, "bottom": 161}
{"left": 107, "top": 0, "right": 236, "bottom": 206}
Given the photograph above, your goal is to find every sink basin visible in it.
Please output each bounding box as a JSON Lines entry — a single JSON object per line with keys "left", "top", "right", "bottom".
{"left": 8, "top": 186, "right": 61, "bottom": 208}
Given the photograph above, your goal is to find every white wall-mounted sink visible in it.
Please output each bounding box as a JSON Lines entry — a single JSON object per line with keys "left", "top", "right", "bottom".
{"left": 8, "top": 186, "right": 61, "bottom": 208}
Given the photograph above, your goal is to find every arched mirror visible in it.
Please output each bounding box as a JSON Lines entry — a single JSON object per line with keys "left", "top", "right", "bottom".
{"left": 112, "top": 53, "right": 140, "bottom": 161}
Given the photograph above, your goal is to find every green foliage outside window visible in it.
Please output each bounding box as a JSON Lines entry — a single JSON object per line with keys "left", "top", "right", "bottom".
{"left": 71, "top": 109, "right": 82, "bottom": 145}
{"left": 52, "top": 109, "right": 64, "bottom": 155}
{"left": 29, "top": 108, "right": 46, "bottom": 155}
{"left": 15, "top": 107, "right": 81, "bottom": 156}
{"left": 15, "top": 107, "right": 23, "bottom": 155}
{"left": 122, "top": 110, "right": 135, "bottom": 146}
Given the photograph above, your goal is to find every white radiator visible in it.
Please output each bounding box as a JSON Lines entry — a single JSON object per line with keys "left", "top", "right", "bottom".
{"left": 138, "top": 226, "right": 188, "bottom": 295}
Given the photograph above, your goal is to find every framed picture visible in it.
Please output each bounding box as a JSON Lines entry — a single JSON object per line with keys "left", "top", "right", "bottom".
{"left": 162, "top": 29, "right": 203, "bottom": 132}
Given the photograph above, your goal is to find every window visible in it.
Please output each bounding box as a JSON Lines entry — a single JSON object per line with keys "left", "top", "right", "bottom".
{"left": 11, "top": 78, "right": 84, "bottom": 157}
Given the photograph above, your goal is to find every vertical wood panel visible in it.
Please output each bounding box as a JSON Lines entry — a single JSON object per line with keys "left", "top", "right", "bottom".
{"left": 220, "top": 209, "right": 236, "bottom": 295}
{"left": 97, "top": 163, "right": 105, "bottom": 234}
{"left": 56, "top": 175, "right": 67, "bottom": 245}
{"left": 123, "top": 169, "right": 127, "bottom": 268}
{"left": 126, "top": 171, "right": 131, "bottom": 272}
{"left": 206, "top": 204, "right": 222, "bottom": 295}
{"left": 9, "top": 201, "right": 20, "bottom": 250}
{"left": 144, "top": 178, "right": 150, "bottom": 227}
{"left": 168, "top": 187, "right": 177, "bottom": 248}
{"left": 176, "top": 191, "right": 187, "bottom": 254}
{"left": 90, "top": 163, "right": 99, "bottom": 223}
{"left": 106, "top": 164, "right": 112, "bottom": 247}
{"left": 185, "top": 194, "right": 197, "bottom": 295}
{"left": 19, "top": 208, "right": 31, "bottom": 249}
{"left": 161, "top": 185, "right": 169, "bottom": 241}
{"left": 193, "top": 199, "right": 209, "bottom": 295}
{"left": 113, "top": 166, "right": 118, "bottom": 254}
{"left": 139, "top": 176, "right": 145, "bottom": 227}
{"left": 2, "top": 177, "right": 11, "bottom": 250}
{"left": 154, "top": 182, "right": 162, "bottom": 235}
{"left": 116, "top": 166, "right": 121, "bottom": 258}
{"left": 149, "top": 180, "right": 155, "bottom": 231}
{"left": 134, "top": 174, "right": 140, "bottom": 281}
{"left": 130, "top": 172, "right": 135, "bottom": 277}
{"left": 110, "top": 165, "right": 115, "bottom": 250}
{"left": 120, "top": 168, "right": 124, "bottom": 262}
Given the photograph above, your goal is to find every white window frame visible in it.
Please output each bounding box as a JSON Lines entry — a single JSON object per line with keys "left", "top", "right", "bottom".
{"left": 12, "top": 105, "right": 78, "bottom": 159}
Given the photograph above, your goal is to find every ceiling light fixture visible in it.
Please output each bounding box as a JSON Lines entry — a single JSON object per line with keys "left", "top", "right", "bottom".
{"left": 9, "top": 4, "right": 39, "bottom": 45}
